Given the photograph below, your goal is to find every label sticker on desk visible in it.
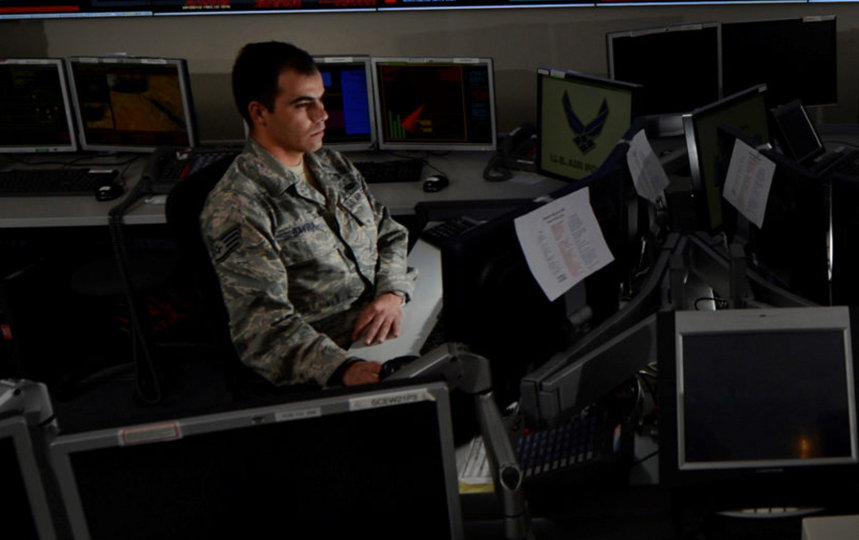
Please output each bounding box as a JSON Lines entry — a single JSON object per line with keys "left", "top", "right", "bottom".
{"left": 349, "top": 388, "right": 435, "bottom": 411}
{"left": 275, "top": 407, "right": 321, "bottom": 423}
{"left": 118, "top": 422, "right": 182, "bottom": 446}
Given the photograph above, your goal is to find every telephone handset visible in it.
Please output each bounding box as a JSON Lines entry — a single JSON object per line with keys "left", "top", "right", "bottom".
{"left": 483, "top": 124, "right": 537, "bottom": 182}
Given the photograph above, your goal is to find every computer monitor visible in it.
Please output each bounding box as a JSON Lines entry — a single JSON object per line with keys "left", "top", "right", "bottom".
{"left": 314, "top": 55, "right": 376, "bottom": 152}
{"left": 65, "top": 56, "right": 198, "bottom": 153}
{"left": 371, "top": 57, "right": 496, "bottom": 152}
{"left": 722, "top": 15, "right": 837, "bottom": 108}
{"left": 606, "top": 23, "right": 720, "bottom": 130}
{"left": 0, "top": 415, "right": 58, "bottom": 540}
{"left": 718, "top": 128, "right": 831, "bottom": 306}
{"left": 768, "top": 99, "right": 827, "bottom": 166}
{"left": 440, "top": 139, "right": 639, "bottom": 406}
{"left": 50, "top": 379, "right": 463, "bottom": 540}
{"left": 658, "top": 306, "right": 859, "bottom": 511}
{"left": 536, "top": 67, "right": 640, "bottom": 183}
{"left": 0, "top": 58, "right": 78, "bottom": 153}
{"left": 683, "top": 84, "right": 770, "bottom": 234}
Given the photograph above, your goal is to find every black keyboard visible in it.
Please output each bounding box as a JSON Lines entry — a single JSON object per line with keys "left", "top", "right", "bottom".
{"left": 514, "top": 401, "right": 634, "bottom": 487}
{"left": 420, "top": 216, "right": 481, "bottom": 248}
{"left": 353, "top": 158, "right": 425, "bottom": 184}
{"left": 0, "top": 168, "right": 119, "bottom": 196}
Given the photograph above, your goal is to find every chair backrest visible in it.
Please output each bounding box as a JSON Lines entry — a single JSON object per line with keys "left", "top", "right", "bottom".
{"left": 165, "top": 155, "right": 265, "bottom": 394}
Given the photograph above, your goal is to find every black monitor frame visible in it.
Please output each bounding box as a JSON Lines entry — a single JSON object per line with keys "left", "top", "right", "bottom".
{"left": 721, "top": 15, "right": 838, "bottom": 108}
{"left": 606, "top": 22, "right": 721, "bottom": 121}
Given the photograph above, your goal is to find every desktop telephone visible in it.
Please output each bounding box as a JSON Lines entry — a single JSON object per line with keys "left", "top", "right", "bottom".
{"left": 483, "top": 124, "right": 537, "bottom": 181}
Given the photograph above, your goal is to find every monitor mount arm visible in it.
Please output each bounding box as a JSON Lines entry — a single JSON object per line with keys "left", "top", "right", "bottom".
{"left": 390, "top": 342, "right": 532, "bottom": 540}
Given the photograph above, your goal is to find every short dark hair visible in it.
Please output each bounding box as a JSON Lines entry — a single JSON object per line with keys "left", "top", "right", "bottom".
{"left": 231, "top": 41, "right": 318, "bottom": 125}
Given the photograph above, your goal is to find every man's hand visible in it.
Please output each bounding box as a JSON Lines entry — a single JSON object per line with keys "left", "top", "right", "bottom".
{"left": 352, "top": 292, "right": 404, "bottom": 346}
{"left": 341, "top": 360, "right": 381, "bottom": 386}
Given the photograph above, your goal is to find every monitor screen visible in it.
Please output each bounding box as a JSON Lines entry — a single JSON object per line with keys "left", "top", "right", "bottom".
{"left": 65, "top": 56, "right": 198, "bottom": 152}
{"left": 536, "top": 67, "right": 640, "bottom": 182}
{"left": 606, "top": 23, "right": 720, "bottom": 117}
{"left": 0, "top": 416, "right": 58, "bottom": 540}
{"left": 768, "top": 99, "right": 826, "bottom": 165}
{"left": 314, "top": 55, "right": 376, "bottom": 152}
{"left": 722, "top": 16, "right": 837, "bottom": 108}
{"left": 683, "top": 84, "right": 770, "bottom": 234}
{"left": 659, "top": 306, "right": 859, "bottom": 508}
{"left": 371, "top": 57, "right": 496, "bottom": 152}
{"left": 50, "top": 380, "right": 463, "bottom": 540}
{"left": 0, "top": 58, "right": 78, "bottom": 153}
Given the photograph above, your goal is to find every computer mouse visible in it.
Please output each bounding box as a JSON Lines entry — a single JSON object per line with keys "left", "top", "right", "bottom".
{"left": 423, "top": 174, "right": 449, "bottom": 193}
{"left": 95, "top": 182, "right": 124, "bottom": 201}
{"left": 379, "top": 355, "right": 419, "bottom": 380}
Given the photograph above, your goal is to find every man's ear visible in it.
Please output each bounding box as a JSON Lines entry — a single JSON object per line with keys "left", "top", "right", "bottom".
{"left": 247, "top": 101, "right": 267, "bottom": 128}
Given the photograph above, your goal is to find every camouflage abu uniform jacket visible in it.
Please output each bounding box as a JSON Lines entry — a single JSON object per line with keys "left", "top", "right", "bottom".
{"left": 200, "top": 140, "right": 417, "bottom": 387}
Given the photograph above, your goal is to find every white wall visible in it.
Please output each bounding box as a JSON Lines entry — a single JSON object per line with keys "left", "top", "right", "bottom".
{"left": 3, "top": 4, "right": 858, "bottom": 141}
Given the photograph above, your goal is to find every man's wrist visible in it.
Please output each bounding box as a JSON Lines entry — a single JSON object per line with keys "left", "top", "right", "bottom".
{"left": 388, "top": 290, "right": 408, "bottom": 305}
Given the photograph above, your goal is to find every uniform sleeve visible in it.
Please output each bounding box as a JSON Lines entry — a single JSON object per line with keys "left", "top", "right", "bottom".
{"left": 353, "top": 168, "right": 418, "bottom": 300}
{"left": 200, "top": 184, "right": 352, "bottom": 388}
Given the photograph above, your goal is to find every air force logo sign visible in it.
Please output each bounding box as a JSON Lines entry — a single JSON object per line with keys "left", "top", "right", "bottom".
{"left": 562, "top": 91, "right": 609, "bottom": 154}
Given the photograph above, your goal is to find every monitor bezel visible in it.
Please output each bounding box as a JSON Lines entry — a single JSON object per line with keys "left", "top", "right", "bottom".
{"left": 0, "top": 58, "right": 79, "bottom": 154}
{"left": 769, "top": 99, "right": 827, "bottom": 166}
{"left": 371, "top": 56, "right": 497, "bottom": 152}
{"left": 313, "top": 55, "right": 377, "bottom": 153}
{"left": 49, "top": 380, "right": 463, "bottom": 540}
{"left": 0, "top": 415, "right": 58, "bottom": 540}
{"left": 65, "top": 55, "right": 198, "bottom": 153}
{"left": 535, "top": 67, "right": 642, "bottom": 183}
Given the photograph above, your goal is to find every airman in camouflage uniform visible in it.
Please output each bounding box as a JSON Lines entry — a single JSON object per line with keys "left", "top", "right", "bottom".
{"left": 200, "top": 41, "right": 416, "bottom": 388}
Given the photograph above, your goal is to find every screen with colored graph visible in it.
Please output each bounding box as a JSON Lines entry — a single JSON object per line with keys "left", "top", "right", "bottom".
{"left": 371, "top": 57, "right": 496, "bottom": 152}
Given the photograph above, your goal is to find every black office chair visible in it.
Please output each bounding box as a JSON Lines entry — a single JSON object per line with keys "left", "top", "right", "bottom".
{"left": 165, "top": 155, "right": 300, "bottom": 400}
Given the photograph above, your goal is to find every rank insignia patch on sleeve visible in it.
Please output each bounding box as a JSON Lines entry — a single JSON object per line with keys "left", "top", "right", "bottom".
{"left": 210, "top": 225, "right": 241, "bottom": 262}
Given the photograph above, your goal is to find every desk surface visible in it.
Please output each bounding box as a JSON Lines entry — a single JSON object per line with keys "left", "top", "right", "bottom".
{"left": 0, "top": 150, "right": 566, "bottom": 228}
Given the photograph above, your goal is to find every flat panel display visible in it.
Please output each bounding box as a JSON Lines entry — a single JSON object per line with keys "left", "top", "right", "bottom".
{"left": 722, "top": 15, "right": 837, "bottom": 107}
{"left": 314, "top": 55, "right": 376, "bottom": 152}
{"left": 607, "top": 23, "right": 720, "bottom": 117}
{"left": 682, "top": 84, "right": 769, "bottom": 233}
{"left": 372, "top": 57, "right": 496, "bottom": 152}
{"left": 0, "top": 58, "right": 78, "bottom": 153}
{"left": 536, "top": 67, "right": 640, "bottom": 182}
{"left": 66, "top": 56, "right": 198, "bottom": 152}
{"left": 50, "top": 380, "right": 463, "bottom": 540}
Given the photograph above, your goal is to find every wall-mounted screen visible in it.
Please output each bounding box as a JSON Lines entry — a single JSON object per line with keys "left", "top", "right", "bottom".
{"left": 372, "top": 57, "right": 496, "bottom": 152}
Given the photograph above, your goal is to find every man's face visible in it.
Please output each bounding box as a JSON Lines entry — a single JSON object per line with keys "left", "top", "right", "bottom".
{"left": 254, "top": 68, "right": 328, "bottom": 165}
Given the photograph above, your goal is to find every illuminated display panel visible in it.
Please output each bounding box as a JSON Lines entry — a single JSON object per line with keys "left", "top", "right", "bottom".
{"left": 0, "top": 0, "right": 841, "bottom": 17}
